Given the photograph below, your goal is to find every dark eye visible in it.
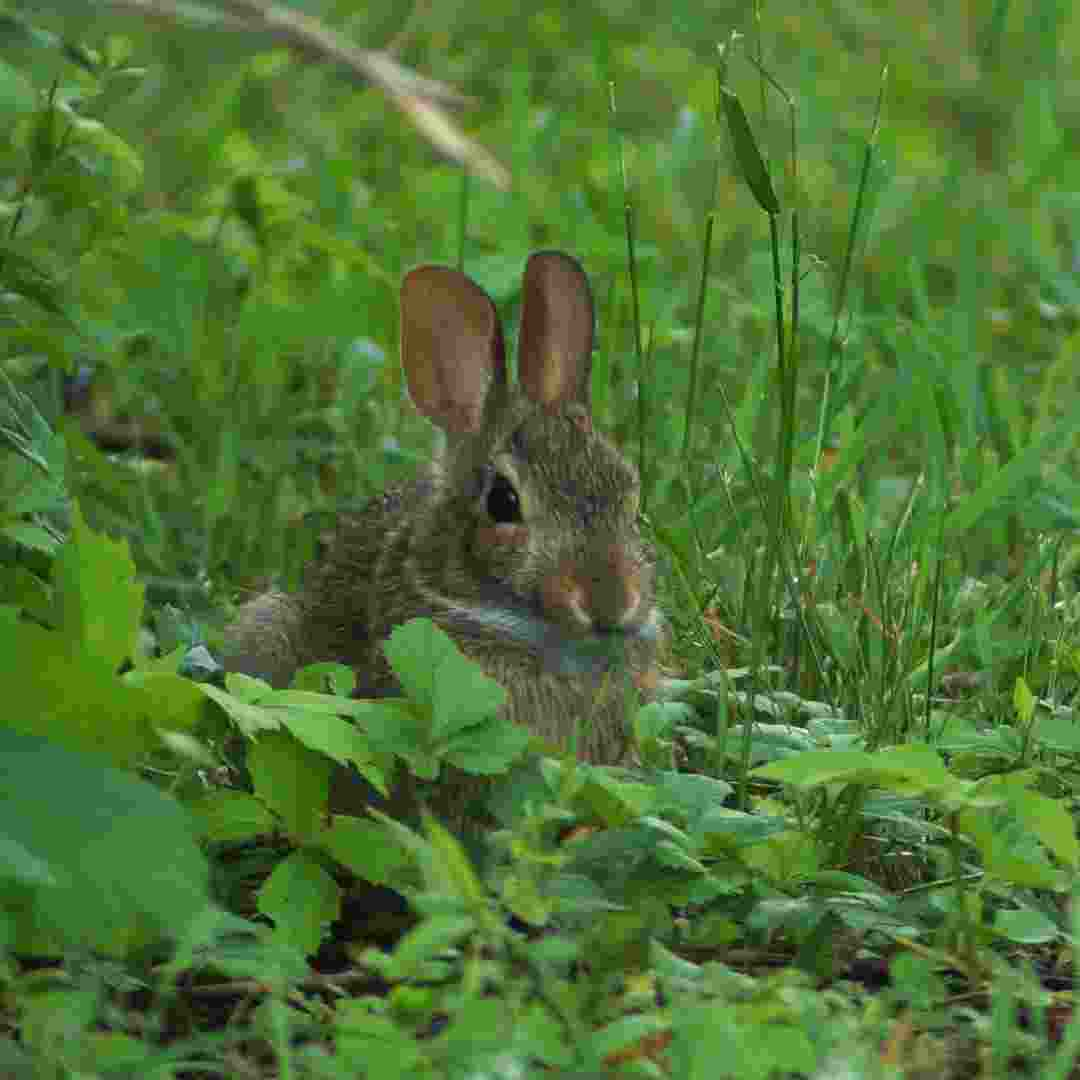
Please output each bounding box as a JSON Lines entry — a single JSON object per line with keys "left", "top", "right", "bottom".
{"left": 486, "top": 474, "right": 522, "bottom": 523}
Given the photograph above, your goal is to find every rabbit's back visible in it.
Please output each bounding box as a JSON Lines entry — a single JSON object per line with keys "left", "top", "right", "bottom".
{"left": 299, "top": 474, "right": 438, "bottom": 696}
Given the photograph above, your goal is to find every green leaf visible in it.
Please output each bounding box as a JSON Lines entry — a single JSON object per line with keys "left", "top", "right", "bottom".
{"left": 719, "top": 87, "right": 780, "bottom": 214}
{"left": 383, "top": 618, "right": 507, "bottom": 738}
{"left": 0, "top": 244, "right": 66, "bottom": 316}
{"left": 996, "top": 775, "right": 1079, "bottom": 870}
{"left": 123, "top": 670, "right": 206, "bottom": 731}
{"left": 0, "top": 607, "right": 155, "bottom": 764}
{"left": 51, "top": 502, "right": 143, "bottom": 671}
{"left": 441, "top": 713, "right": 531, "bottom": 775}
{"left": 0, "top": 831, "right": 55, "bottom": 887}
{"left": 0, "top": 521, "right": 58, "bottom": 553}
{"left": 752, "top": 744, "right": 960, "bottom": 798}
{"left": 247, "top": 732, "right": 331, "bottom": 843}
{"left": 361, "top": 699, "right": 442, "bottom": 780}
{"left": 186, "top": 790, "right": 276, "bottom": 845}
{"left": 366, "top": 620, "right": 527, "bottom": 778}
{"left": 386, "top": 914, "right": 476, "bottom": 981}
{"left": 566, "top": 765, "right": 654, "bottom": 827}
{"left": 0, "top": 368, "right": 67, "bottom": 536}
{"left": 0, "top": 567, "right": 51, "bottom": 621}
{"left": 0, "top": 729, "right": 212, "bottom": 955}
{"left": 57, "top": 103, "right": 144, "bottom": 194}
{"left": 421, "top": 814, "right": 486, "bottom": 906}
{"left": 588, "top": 1012, "right": 669, "bottom": 1066}
{"left": 0, "top": 58, "right": 36, "bottom": 112}
{"left": 257, "top": 690, "right": 386, "bottom": 795}
{"left": 204, "top": 679, "right": 282, "bottom": 736}
{"left": 319, "top": 817, "right": 413, "bottom": 885}
{"left": 993, "top": 905, "right": 1059, "bottom": 945}
{"left": 334, "top": 1002, "right": 426, "bottom": 1076}
{"left": 696, "top": 807, "right": 789, "bottom": 855}
{"left": 1013, "top": 675, "right": 1035, "bottom": 726}
{"left": 257, "top": 851, "right": 340, "bottom": 957}
{"left": 292, "top": 662, "right": 356, "bottom": 695}
{"left": 1030, "top": 712, "right": 1080, "bottom": 754}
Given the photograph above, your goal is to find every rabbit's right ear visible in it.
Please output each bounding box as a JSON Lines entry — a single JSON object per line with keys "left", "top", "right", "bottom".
{"left": 518, "top": 251, "right": 594, "bottom": 409}
{"left": 400, "top": 266, "right": 506, "bottom": 434}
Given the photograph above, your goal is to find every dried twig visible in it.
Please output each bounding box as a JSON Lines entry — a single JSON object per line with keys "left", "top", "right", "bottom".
{"left": 102, "top": 0, "right": 510, "bottom": 188}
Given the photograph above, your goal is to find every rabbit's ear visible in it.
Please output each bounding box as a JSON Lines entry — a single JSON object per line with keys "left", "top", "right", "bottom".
{"left": 518, "top": 251, "right": 594, "bottom": 409}
{"left": 400, "top": 266, "right": 506, "bottom": 434}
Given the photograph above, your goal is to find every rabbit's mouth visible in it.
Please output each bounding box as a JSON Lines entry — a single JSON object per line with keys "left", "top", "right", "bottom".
{"left": 442, "top": 600, "right": 662, "bottom": 677}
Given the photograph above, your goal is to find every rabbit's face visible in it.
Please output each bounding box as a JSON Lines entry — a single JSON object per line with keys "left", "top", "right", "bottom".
{"left": 398, "top": 252, "right": 662, "bottom": 675}
{"left": 446, "top": 401, "right": 658, "bottom": 658}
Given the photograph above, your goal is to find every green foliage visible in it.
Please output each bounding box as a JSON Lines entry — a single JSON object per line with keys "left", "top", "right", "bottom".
{"left": 3, "top": 0, "right": 1080, "bottom": 1075}
{"left": 374, "top": 618, "right": 527, "bottom": 777}
{"left": 0, "top": 728, "right": 212, "bottom": 956}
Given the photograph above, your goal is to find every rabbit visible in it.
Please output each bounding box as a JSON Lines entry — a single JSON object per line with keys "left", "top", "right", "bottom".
{"left": 224, "top": 251, "right": 664, "bottom": 812}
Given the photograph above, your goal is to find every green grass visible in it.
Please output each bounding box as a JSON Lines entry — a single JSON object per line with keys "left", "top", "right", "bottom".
{"left": 3, "top": 0, "right": 1080, "bottom": 1076}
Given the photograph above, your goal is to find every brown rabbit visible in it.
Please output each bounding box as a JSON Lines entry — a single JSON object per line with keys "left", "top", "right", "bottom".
{"left": 224, "top": 251, "right": 663, "bottom": 805}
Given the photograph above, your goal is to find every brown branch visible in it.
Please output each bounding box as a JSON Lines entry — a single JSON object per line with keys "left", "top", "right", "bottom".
{"left": 102, "top": 0, "right": 511, "bottom": 189}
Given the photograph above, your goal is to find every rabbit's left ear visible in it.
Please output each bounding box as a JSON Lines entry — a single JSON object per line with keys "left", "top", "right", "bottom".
{"left": 517, "top": 251, "right": 594, "bottom": 409}
{"left": 400, "top": 265, "right": 506, "bottom": 434}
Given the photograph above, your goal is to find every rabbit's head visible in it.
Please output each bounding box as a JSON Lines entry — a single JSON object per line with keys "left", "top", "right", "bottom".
{"left": 399, "top": 252, "right": 661, "bottom": 677}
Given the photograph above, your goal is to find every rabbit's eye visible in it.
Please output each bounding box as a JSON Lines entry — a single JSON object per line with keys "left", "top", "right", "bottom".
{"left": 487, "top": 474, "right": 522, "bottom": 523}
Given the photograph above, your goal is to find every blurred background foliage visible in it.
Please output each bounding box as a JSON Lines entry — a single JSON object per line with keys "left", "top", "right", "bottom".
{"left": 0, "top": 0, "right": 1077, "bottom": 658}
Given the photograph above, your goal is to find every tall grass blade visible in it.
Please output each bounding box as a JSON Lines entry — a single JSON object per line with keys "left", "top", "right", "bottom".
{"left": 815, "top": 65, "right": 888, "bottom": 467}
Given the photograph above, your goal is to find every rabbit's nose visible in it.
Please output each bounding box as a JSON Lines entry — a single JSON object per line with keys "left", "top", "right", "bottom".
{"left": 589, "top": 544, "right": 645, "bottom": 628}
{"left": 540, "top": 546, "right": 646, "bottom": 632}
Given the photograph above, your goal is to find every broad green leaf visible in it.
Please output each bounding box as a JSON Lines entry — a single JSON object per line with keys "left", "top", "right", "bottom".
{"left": 993, "top": 906, "right": 1059, "bottom": 945}
{"left": 123, "top": 670, "right": 206, "bottom": 731}
{"left": 0, "top": 567, "right": 51, "bottom": 621}
{"left": 257, "top": 851, "right": 340, "bottom": 957}
{"left": 58, "top": 104, "right": 144, "bottom": 194}
{"left": 567, "top": 766, "right": 654, "bottom": 827}
{"left": 0, "top": 58, "right": 35, "bottom": 112}
{"left": 441, "top": 712, "right": 530, "bottom": 774}
{"left": 367, "top": 621, "right": 527, "bottom": 778}
{"left": 0, "top": 729, "right": 211, "bottom": 955}
{"left": 0, "top": 607, "right": 155, "bottom": 764}
{"left": 1030, "top": 712, "right": 1080, "bottom": 754}
{"left": 247, "top": 732, "right": 331, "bottom": 843}
{"left": 383, "top": 618, "right": 506, "bottom": 738}
{"left": 204, "top": 680, "right": 282, "bottom": 736}
{"left": 320, "top": 817, "right": 413, "bottom": 885}
{"left": 386, "top": 914, "right": 477, "bottom": 981}
{"left": 422, "top": 814, "right": 487, "bottom": 906}
{"left": 258, "top": 690, "right": 386, "bottom": 794}
{"left": 186, "top": 790, "right": 276, "bottom": 845}
{"left": 588, "top": 1012, "right": 670, "bottom": 1066}
{"left": 361, "top": 699, "right": 441, "bottom": 780}
{"left": 696, "top": 808, "right": 790, "bottom": 853}
{"left": 0, "top": 831, "right": 55, "bottom": 887}
{"left": 962, "top": 828, "right": 1062, "bottom": 889}
{"left": 334, "top": 1003, "right": 425, "bottom": 1075}
{"left": 653, "top": 771, "right": 735, "bottom": 826}
{"left": 515, "top": 1002, "right": 575, "bottom": 1067}
{"left": 995, "top": 776, "right": 1079, "bottom": 870}
{"left": 753, "top": 744, "right": 962, "bottom": 799}
{"left": 292, "top": 662, "right": 356, "bottom": 695}
{"left": 51, "top": 503, "right": 143, "bottom": 671}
